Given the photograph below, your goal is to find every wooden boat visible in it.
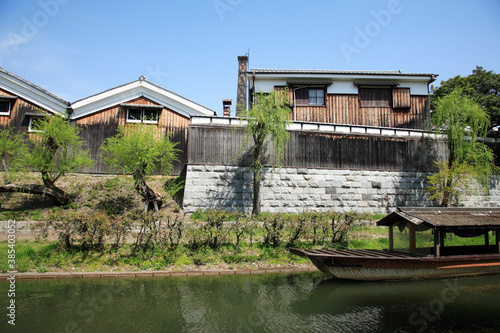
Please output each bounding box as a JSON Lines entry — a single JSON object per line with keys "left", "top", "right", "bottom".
{"left": 291, "top": 207, "right": 500, "bottom": 281}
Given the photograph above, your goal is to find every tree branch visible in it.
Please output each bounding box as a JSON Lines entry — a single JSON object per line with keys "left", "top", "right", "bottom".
{"left": 0, "top": 183, "right": 70, "bottom": 205}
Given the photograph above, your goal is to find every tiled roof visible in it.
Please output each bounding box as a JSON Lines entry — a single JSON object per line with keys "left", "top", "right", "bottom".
{"left": 250, "top": 68, "right": 437, "bottom": 77}
{"left": 377, "top": 207, "right": 500, "bottom": 228}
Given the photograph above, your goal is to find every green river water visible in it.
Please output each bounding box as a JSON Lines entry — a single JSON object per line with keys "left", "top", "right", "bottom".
{"left": 1, "top": 272, "right": 500, "bottom": 332}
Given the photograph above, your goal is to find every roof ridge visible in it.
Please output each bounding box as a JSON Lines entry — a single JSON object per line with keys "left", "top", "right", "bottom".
{"left": 250, "top": 68, "right": 437, "bottom": 76}
{"left": 0, "top": 66, "right": 69, "bottom": 105}
{"left": 72, "top": 77, "right": 215, "bottom": 113}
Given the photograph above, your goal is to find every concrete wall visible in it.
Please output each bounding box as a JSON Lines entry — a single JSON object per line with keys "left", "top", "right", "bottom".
{"left": 183, "top": 165, "right": 500, "bottom": 214}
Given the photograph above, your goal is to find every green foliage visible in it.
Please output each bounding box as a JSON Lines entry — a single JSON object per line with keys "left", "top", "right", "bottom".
{"left": 241, "top": 89, "right": 292, "bottom": 215}
{"left": 431, "top": 66, "right": 500, "bottom": 127}
{"left": 428, "top": 89, "right": 498, "bottom": 206}
{"left": 163, "top": 176, "right": 185, "bottom": 209}
{"left": 0, "top": 126, "right": 27, "bottom": 182}
{"left": 26, "top": 116, "right": 93, "bottom": 183}
{"left": 262, "top": 213, "right": 285, "bottom": 248}
{"left": 163, "top": 176, "right": 185, "bottom": 198}
{"left": 100, "top": 124, "right": 179, "bottom": 179}
{"left": 242, "top": 89, "right": 292, "bottom": 172}
{"left": 426, "top": 161, "right": 478, "bottom": 206}
{"left": 133, "top": 211, "right": 186, "bottom": 251}
{"left": 100, "top": 124, "right": 179, "bottom": 210}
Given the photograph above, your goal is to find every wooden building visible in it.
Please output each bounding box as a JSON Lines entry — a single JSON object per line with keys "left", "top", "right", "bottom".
{"left": 246, "top": 66, "right": 438, "bottom": 129}
{"left": 0, "top": 68, "right": 216, "bottom": 175}
{"left": 0, "top": 67, "right": 69, "bottom": 133}
{"left": 70, "top": 76, "right": 216, "bottom": 174}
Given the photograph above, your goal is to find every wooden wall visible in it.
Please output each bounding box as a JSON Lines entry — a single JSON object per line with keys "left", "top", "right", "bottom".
{"left": 188, "top": 125, "right": 447, "bottom": 172}
{"left": 74, "top": 97, "right": 190, "bottom": 175}
{"left": 0, "top": 88, "right": 50, "bottom": 134}
{"left": 292, "top": 94, "right": 428, "bottom": 129}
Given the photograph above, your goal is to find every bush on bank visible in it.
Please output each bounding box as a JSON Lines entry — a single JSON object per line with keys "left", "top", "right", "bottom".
{"left": 0, "top": 209, "right": 382, "bottom": 273}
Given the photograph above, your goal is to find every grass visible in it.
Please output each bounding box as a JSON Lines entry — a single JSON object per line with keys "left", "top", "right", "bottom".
{"left": 0, "top": 240, "right": 312, "bottom": 273}
{"left": 2, "top": 226, "right": 498, "bottom": 273}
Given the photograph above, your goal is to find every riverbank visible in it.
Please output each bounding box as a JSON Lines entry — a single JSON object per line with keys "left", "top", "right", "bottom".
{"left": 0, "top": 266, "right": 318, "bottom": 280}
{"left": 0, "top": 173, "right": 389, "bottom": 276}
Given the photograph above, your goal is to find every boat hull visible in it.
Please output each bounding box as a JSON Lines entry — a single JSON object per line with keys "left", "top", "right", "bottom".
{"left": 310, "top": 257, "right": 500, "bottom": 281}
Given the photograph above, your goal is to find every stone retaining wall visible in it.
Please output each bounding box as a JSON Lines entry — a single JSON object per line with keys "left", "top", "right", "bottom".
{"left": 183, "top": 165, "right": 500, "bottom": 214}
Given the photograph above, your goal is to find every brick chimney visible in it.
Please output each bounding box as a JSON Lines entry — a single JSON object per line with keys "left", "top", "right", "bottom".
{"left": 236, "top": 55, "right": 248, "bottom": 117}
{"left": 222, "top": 99, "right": 232, "bottom": 117}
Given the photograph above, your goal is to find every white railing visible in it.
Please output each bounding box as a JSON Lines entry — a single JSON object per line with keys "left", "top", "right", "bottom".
{"left": 190, "top": 115, "right": 500, "bottom": 143}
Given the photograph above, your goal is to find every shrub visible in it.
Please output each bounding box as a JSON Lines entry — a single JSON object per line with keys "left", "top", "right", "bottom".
{"left": 262, "top": 213, "right": 285, "bottom": 247}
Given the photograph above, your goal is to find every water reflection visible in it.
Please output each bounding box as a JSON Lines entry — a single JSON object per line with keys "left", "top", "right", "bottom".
{"left": 1, "top": 273, "right": 499, "bottom": 332}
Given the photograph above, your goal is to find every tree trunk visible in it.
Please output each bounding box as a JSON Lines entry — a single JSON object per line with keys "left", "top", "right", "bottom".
{"left": 252, "top": 168, "right": 261, "bottom": 216}
{"left": 134, "top": 176, "right": 162, "bottom": 212}
{"left": 0, "top": 183, "right": 70, "bottom": 205}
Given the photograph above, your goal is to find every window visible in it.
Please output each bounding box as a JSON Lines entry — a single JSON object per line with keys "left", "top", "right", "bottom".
{"left": 295, "top": 88, "right": 325, "bottom": 106}
{"left": 126, "top": 108, "right": 159, "bottom": 124}
{"left": 359, "top": 88, "right": 392, "bottom": 108}
{"left": 0, "top": 99, "right": 11, "bottom": 116}
{"left": 28, "top": 117, "right": 44, "bottom": 132}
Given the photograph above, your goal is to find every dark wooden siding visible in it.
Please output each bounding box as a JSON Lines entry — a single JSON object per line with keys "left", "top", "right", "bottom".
{"left": 75, "top": 97, "right": 190, "bottom": 175}
{"left": 290, "top": 92, "right": 429, "bottom": 129}
{"left": 0, "top": 88, "right": 51, "bottom": 134}
{"left": 393, "top": 88, "right": 411, "bottom": 109}
{"left": 187, "top": 125, "right": 447, "bottom": 172}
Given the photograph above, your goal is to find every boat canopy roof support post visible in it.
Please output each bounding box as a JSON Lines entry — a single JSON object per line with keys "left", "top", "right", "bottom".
{"left": 440, "top": 230, "right": 445, "bottom": 249}
{"left": 496, "top": 228, "right": 500, "bottom": 254}
{"left": 485, "top": 231, "right": 490, "bottom": 247}
{"left": 388, "top": 225, "right": 394, "bottom": 251}
{"left": 434, "top": 228, "right": 440, "bottom": 258}
{"left": 409, "top": 223, "right": 416, "bottom": 254}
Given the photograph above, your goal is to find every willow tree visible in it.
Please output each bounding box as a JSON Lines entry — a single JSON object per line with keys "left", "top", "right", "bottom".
{"left": 241, "top": 89, "right": 291, "bottom": 215}
{"left": 0, "top": 116, "right": 93, "bottom": 205}
{"left": 0, "top": 126, "right": 27, "bottom": 184}
{"left": 426, "top": 89, "right": 498, "bottom": 206}
{"left": 100, "top": 124, "right": 179, "bottom": 212}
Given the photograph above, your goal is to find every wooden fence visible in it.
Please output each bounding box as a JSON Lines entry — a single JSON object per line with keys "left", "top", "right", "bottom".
{"left": 78, "top": 124, "right": 188, "bottom": 175}
{"left": 187, "top": 124, "right": 448, "bottom": 172}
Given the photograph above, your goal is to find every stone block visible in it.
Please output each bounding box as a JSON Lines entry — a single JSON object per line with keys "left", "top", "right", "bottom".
{"left": 325, "top": 187, "right": 336, "bottom": 195}
{"left": 309, "top": 181, "right": 320, "bottom": 188}
{"left": 319, "top": 181, "right": 332, "bottom": 188}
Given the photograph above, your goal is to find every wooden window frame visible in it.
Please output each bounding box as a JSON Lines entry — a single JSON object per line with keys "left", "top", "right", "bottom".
{"left": 0, "top": 99, "right": 12, "bottom": 116}
{"left": 295, "top": 88, "right": 326, "bottom": 106}
{"left": 126, "top": 108, "right": 159, "bottom": 124}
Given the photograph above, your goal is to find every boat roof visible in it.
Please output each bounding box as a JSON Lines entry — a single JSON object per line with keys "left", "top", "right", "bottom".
{"left": 377, "top": 207, "right": 500, "bottom": 229}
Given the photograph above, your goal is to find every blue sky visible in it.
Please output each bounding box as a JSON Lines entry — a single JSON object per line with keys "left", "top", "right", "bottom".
{"left": 0, "top": 0, "right": 499, "bottom": 116}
